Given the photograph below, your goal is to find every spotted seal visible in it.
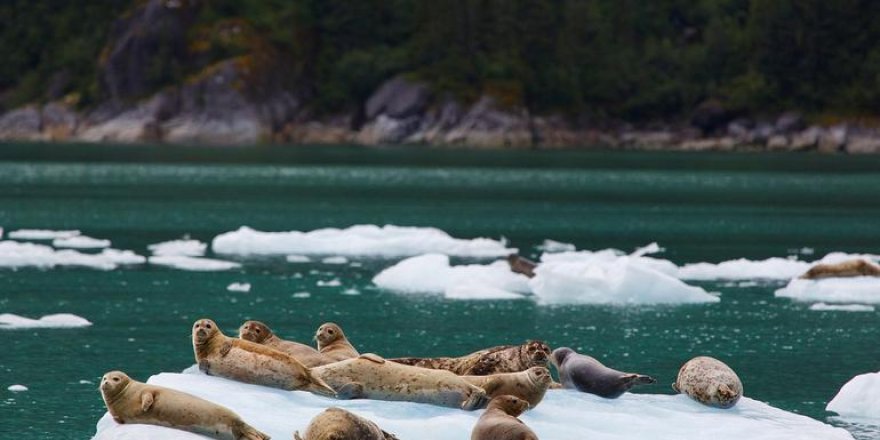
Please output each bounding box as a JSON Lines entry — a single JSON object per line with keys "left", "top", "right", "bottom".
{"left": 390, "top": 340, "right": 551, "bottom": 375}
{"left": 462, "top": 366, "right": 552, "bottom": 407}
{"left": 673, "top": 356, "right": 743, "bottom": 408}
{"left": 294, "top": 407, "right": 398, "bottom": 440}
{"left": 800, "top": 258, "right": 880, "bottom": 279}
{"left": 238, "top": 320, "right": 330, "bottom": 367}
{"left": 470, "top": 395, "right": 537, "bottom": 440}
{"left": 315, "top": 322, "right": 359, "bottom": 362}
{"left": 551, "top": 347, "right": 655, "bottom": 398}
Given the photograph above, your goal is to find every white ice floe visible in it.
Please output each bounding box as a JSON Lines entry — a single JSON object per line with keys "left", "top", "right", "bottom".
{"left": 373, "top": 253, "right": 530, "bottom": 297}
{"left": 226, "top": 282, "right": 251, "bottom": 293}
{"left": 148, "top": 256, "right": 240, "bottom": 272}
{"left": 444, "top": 284, "right": 528, "bottom": 300}
{"left": 677, "top": 252, "right": 880, "bottom": 281}
{"left": 212, "top": 225, "right": 514, "bottom": 258}
{"left": 7, "top": 384, "right": 27, "bottom": 392}
{"left": 775, "top": 277, "right": 880, "bottom": 304}
{"left": 827, "top": 371, "right": 880, "bottom": 420}
{"left": 537, "top": 239, "right": 576, "bottom": 253}
{"left": 7, "top": 229, "right": 80, "bottom": 240}
{"left": 316, "top": 279, "right": 342, "bottom": 287}
{"left": 0, "top": 241, "right": 145, "bottom": 270}
{"left": 286, "top": 255, "right": 312, "bottom": 263}
{"left": 0, "top": 313, "right": 92, "bottom": 329}
{"left": 321, "top": 256, "right": 349, "bottom": 264}
{"left": 809, "top": 303, "right": 875, "bottom": 312}
{"left": 92, "top": 368, "right": 853, "bottom": 440}
{"left": 52, "top": 235, "right": 111, "bottom": 249}
{"left": 147, "top": 239, "right": 206, "bottom": 257}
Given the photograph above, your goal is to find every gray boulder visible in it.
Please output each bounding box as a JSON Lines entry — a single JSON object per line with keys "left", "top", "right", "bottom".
{"left": 0, "top": 105, "right": 42, "bottom": 140}
{"left": 365, "top": 76, "right": 432, "bottom": 120}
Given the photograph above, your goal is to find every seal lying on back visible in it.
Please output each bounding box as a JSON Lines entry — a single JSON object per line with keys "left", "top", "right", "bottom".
{"left": 471, "top": 395, "right": 538, "bottom": 440}
{"left": 551, "top": 347, "right": 655, "bottom": 398}
{"left": 390, "top": 340, "right": 552, "bottom": 375}
{"left": 238, "top": 321, "right": 330, "bottom": 367}
{"left": 99, "top": 370, "right": 270, "bottom": 440}
{"left": 315, "top": 322, "right": 360, "bottom": 362}
{"left": 462, "top": 366, "right": 553, "bottom": 408}
{"left": 800, "top": 259, "right": 880, "bottom": 280}
{"left": 311, "top": 353, "right": 488, "bottom": 410}
{"left": 294, "top": 407, "right": 398, "bottom": 440}
{"left": 507, "top": 254, "right": 538, "bottom": 278}
{"left": 673, "top": 356, "right": 743, "bottom": 408}
{"left": 192, "top": 318, "right": 335, "bottom": 396}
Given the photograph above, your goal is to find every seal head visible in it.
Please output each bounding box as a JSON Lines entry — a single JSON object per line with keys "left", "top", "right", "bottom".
{"left": 239, "top": 320, "right": 273, "bottom": 344}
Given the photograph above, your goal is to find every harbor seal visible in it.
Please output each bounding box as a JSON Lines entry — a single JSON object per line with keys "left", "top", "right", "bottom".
{"left": 462, "top": 366, "right": 552, "bottom": 408}
{"left": 507, "top": 254, "right": 538, "bottom": 278}
{"left": 192, "top": 318, "right": 335, "bottom": 396}
{"left": 315, "top": 322, "right": 359, "bottom": 362}
{"left": 470, "top": 395, "right": 537, "bottom": 440}
{"left": 800, "top": 258, "right": 880, "bottom": 280}
{"left": 99, "top": 370, "right": 270, "bottom": 440}
{"left": 238, "top": 321, "right": 330, "bottom": 367}
{"left": 673, "top": 356, "right": 743, "bottom": 408}
{"left": 311, "top": 353, "right": 488, "bottom": 410}
{"left": 390, "top": 340, "right": 552, "bottom": 375}
{"left": 294, "top": 407, "right": 398, "bottom": 440}
{"left": 551, "top": 347, "right": 655, "bottom": 398}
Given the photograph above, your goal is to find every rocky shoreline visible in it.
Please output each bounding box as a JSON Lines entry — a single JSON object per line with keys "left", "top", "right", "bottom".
{"left": 2, "top": 74, "right": 878, "bottom": 154}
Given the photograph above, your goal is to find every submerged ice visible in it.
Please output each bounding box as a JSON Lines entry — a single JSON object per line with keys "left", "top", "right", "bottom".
{"left": 92, "top": 369, "right": 853, "bottom": 440}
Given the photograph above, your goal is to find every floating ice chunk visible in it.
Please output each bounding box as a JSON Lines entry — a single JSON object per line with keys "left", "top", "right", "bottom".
{"left": 537, "top": 239, "right": 576, "bottom": 253}
{"left": 542, "top": 249, "right": 680, "bottom": 277}
{"left": 149, "top": 256, "right": 240, "bottom": 271}
{"left": 809, "top": 303, "right": 875, "bottom": 312}
{"left": 0, "top": 313, "right": 92, "bottom": 329}
{"left": 372, "top": 254, "right": 530, "bottom": 295}
{"left": 444, "top": 284, "right": 527, "bottom": 300}
{"left": 52, "top": 235, "right": 111, "bottom": 249}
{"left": 7, "top": 384, "right": 27, "bottom": 392}
{"left": 827, "top": 371, "right": 880, "bottom": 420}
{"left": 678, "top": 258, "right": 811, "bottom": 280}
{"left": 316, "top": 279, "right": 342, "bottom": 287}
{"left": 286, "top": 255, "right": 312, "bottom": 263}
{"left": 92, "top": 370, "right": 853, "bottom": 440}
{"left": 531, "top": 256, "right": 718, "bottom": 305}
{"left": 227, "top": 282, "right": 251, "bottom": 293}
{"left": 341, "top": 288, "right": 361, "bottom": 296}
{"left": 292, "top": 292, "right": 311, "bottom": 298}
{"left": 631, "top": 242, "right": 664, "bottom": 257}
{"left": 212, "top": 225, "right": 514, "bottom": 257}
{"left": 775, "top": 277, "right": 880, "bottom": 304}
{"left": 148, "top": 239, "right": 206, "bottom": 257}
{"left": 321, "top": 256, "right": 349, "bottom": 264}
{"left": 8, "top": 229, "right": 80, "bottom": 240}
{"left": 0, "top": 241, "right": 144, "bottom": 270}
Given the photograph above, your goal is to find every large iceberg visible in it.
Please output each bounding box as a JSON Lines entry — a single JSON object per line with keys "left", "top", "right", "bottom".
{"left": 212, "top": 225, "right": 514, "bottom": 258}
{"left": 775, "top": 277, "right": 880, "bottom": 304}
{"left": 0, "top": 241, "right": 145, "bottom": 270}
{"left": 92, "top": 369, "right": 852, "bottom": 440}
{"left": 0, "top": 313, "right": 92, "bottom": 329}
{"left": 827, "top": 371, "right": 880, "bottom": 420}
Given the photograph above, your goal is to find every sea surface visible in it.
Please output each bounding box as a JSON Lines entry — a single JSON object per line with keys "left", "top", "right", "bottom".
{"left": 0, "top": 143, "right": 879, "bottom": 440}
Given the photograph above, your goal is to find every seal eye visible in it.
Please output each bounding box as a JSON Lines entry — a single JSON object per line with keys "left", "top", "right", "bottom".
{"left": 206, "top": 324, "right": 212, "bottom": 329}
{"left": 113, "top": 377, "right": 120, "bottom": 382}
{"left": 328, "top": 329, "right": 335, "bottom": 335}
{"left": 255, "top": 329, "right": 260, "bottom": 334}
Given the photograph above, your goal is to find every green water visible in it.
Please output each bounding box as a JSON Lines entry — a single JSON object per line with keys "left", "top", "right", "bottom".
{"left": 1, "top": 143, "right": 879, "bottom": 439}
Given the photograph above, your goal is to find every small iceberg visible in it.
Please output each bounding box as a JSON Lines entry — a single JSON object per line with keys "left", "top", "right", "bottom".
{"left": 0, "top": 241, "right": 145, "bottom": 270}
{"left": 775, "top": 277, "right": 880, "bottom": 304}
{"left": 7, "top": 384, "right": 28, "bottom": 392}
{"left": 809, "top": 303, "right": 875, "bottom": 312}
{"left": 372, "top": 253, "right": 530, "bottom": 296}
{"left": 537, "top": 239, "right": 576, "bottom": 253}
{"left": 149, "top": 256, "right": 241, "bottom": 271}
{"left": 226, "top": 282, "right": 251, "bottom": 293}
{"left": 321, "top": 256, "right": 349, "bottom": 264}
{"left": 148, "top": 239, "right": 206, "bottom": 257}
{"left": 92, "top": 369, "right": 853, "bottom": 440}
{"left": 212, "top": 225, "right": 514, "bottom": 258}
{"left": 52, "top": 235, "right": 111, "bottom": 249}
{"left": 7, "top": 229, "right": 80, "bottom": 240}
{"left": 827, "top": 371, "right": 880, "bottom": 420}
{"left": 0, "top": 313, "right": 92, "bottom": 329}
{"left": 286, "top": 255, "right": 312, "bottom": 263}
{"left": 678, "top": 258, "right": 810, "bottom": 281}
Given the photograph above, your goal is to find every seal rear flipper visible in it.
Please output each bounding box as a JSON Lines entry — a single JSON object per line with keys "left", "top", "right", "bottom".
{"left": 293, "top": 432, "right": 303, "bottom": 440}
{"left": 236, "top": 423, "right": 271, "bottom": 440}
{"left": 625, "top": 373, "right": 656, "bottom": 385}
{"left": 303, "top": 375, "right": 337, "bottom": 397}
{"left": 336, "top": 382, "right": 365, "bottom": 400}
{"left": 381, "top": 430, "right": 401, "bottom": 440}
{"left": 359, "top": 353, "right": 386, "bottom": 364}
{"left": 671, "top": 382, "right": 681, "bottom": 393}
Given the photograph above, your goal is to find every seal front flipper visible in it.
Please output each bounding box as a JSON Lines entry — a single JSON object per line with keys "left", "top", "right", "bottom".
{"left": 481, "top": 377, "right": 504, "bottom": 395}
{"left": 460, "top": 387, "right": 489, "bottom": 411}
{"left": 198, "top": 358, "right": 211, "bottom": 374}
{"left": 140, "top": 391, "right": 154, "bottom": 412}
{"left": 336, "top": 382, "right": 365, "bottom": 400}
{"left": 219, "top": 341, "right": 233, "bottom": 357}
{"left": 235, "top": 423, "right": 271, "bottom": 440}
{"left": 359, "top": 353, "right": 386, "bottom": 364}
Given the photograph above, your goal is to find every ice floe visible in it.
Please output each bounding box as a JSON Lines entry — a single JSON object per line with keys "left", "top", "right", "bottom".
{"left": 537, "top": 239, "right": 576, "bottom": 253}
{"left": 148, "top": 239, "right": 206, "bottom": 257}
{"left": 286, "top": 255, "right": 312, "bottom": 263}
{"left": 0, "top": 241, "right": 145, "bottom": 270}
{"left": 92, "top": 369, "right": 853, "bottom": 440}
{"left": 677, "top": 252, "right": 880, "bottom": 281}
{"left": 0, "top": 313, "right": 92, "bottom": 329}
{"left": 226, "top": 282, "right": 251, "bottom": 293}
{"left": 148, "top": 256, "right": 241, "bottom": 271}
{"left": 372, "top": 253, "right": 530, "bottom": 296}
{"left": 7, "top": 384, "right": 28, "bottom": 392}
{"left": 7, "top": 229, "right": 80, "bottom": 240}
{"left": 52, "top": 235, "right": 111, "bottom": 249}
{"left": 775, "top": 277, "right": 880, "bottom": 304}
{"left": 827, "top": 371, "right": 880, "bottom": 420}
{"left": 809, "top": 303, "right": 875, "bottom": 312}
{"left": 212, "top": 225, "right": 514, "bottom": 258}
{"left": 321, "top": 256, "right": 349, "bottom": 264}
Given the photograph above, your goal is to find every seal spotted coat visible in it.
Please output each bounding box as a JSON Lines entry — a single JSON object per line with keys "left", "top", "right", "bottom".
{"left": 390, "top": 340, "right": 552, "bottom": 375}
{"left": 673, "top": 356, "right": 743, "bottom": 408}
{"left": 294, "top": 407, "right": 398, "bottom": 440}
{"left": 315, "top": 322, "right": 359, "bottom": 362}
{"left": 470, "top": 395, "right": 538, "bottom": 440}
{"left": 238, "top": 320, "right": 331, "bottom": 367}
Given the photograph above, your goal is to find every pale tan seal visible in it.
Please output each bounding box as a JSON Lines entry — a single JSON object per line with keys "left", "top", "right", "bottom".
{"left": 192, "top": 318, "right": 335, "bottom": 396}
{"left": 293, "top": 407, "right": 398, "bottom": 440}
{"left": 315, "top": 322, "right": 359, "bottom": 362}
{"left": 238, "top": 321, "right": 330, "bottom": 367}
{"left": 673, "top": 356, "right": 743, "bottom": 408}
{"left": 390, "top": 340, "right": 551, "bottom": 375}
{"left": 311, "top": 353, "right": 488, "bottom": 410}
{"left": 551, "top": 347, "right": 655, "bottom": 398}
{"left": 800, "top": 259, "right": 880, "bottom": 280}
{"left": 470, "top": 395, "right": 537, "bottom": 440}
{"left": 99, "top": 370, "right": 270, "bottom": 440}
{"left": 462, "top": 366, "right": 552, "bottom": 408}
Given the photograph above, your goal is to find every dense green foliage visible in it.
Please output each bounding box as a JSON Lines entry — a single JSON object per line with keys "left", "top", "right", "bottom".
{"left": 3, "top": 0, "right": 880, "bottom": 120}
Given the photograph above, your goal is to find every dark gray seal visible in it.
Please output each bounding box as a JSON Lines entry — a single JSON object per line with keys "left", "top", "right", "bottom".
{"left": 550, "top": 347, "right": 655, "bottom": 398}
